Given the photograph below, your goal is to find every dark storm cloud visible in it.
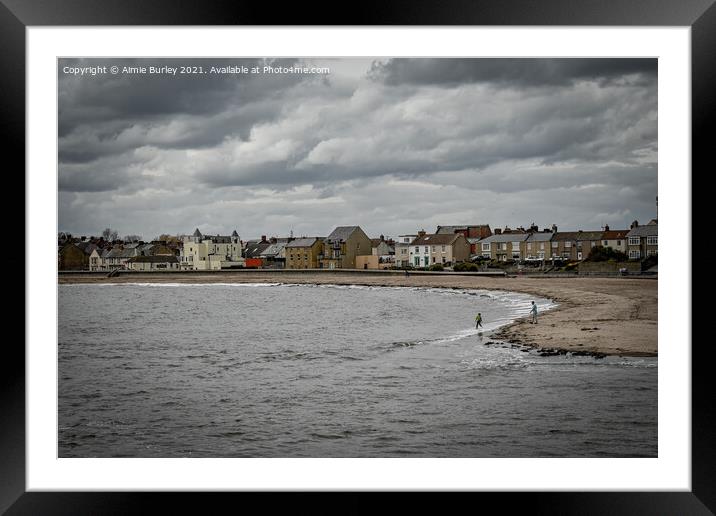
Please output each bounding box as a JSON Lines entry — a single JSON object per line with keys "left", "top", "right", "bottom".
{"left": 58, "top": 57, "right": 305, "bottom": 137}
{"left": 369, "top": 58, "right": 657, "bottom": 88}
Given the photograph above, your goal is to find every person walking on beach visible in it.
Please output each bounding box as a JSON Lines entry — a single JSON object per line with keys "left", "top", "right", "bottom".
{"left": 530, "top": 301, "right": 538, "bottom": 324}
{"left": 475, "top": 312, "right": 483, "bottom": 329}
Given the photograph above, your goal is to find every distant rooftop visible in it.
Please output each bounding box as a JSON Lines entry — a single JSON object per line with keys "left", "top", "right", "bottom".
{"left": 325, "top": 226, "right": 360, "bottom": 242}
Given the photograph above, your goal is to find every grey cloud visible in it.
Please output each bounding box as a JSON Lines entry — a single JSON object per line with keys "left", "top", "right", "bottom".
{"left": 59, "top": 58, "right": 302, "bottom": 126}
{"left": 369, "top": 58, "right": 657, "bottom": 88}
{"left": 57, "top": 57, "right": 657, "bottom": 237}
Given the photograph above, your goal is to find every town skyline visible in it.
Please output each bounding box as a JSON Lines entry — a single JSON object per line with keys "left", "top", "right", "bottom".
{"left": 59, "top": 57, "right": 658, "bottom": 239}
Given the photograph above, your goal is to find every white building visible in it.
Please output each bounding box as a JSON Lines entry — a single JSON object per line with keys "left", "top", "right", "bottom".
{"left": 180, "top": 228, "right": 245, "bottom": 270}
{"left": 394, "top": 234, "right": 417, "bottom": 268}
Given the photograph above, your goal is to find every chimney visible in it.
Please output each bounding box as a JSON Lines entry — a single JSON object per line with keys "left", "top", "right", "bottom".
{"left": 604, "top": 224, "right": 610, "bottom": 231}
{"left": 551, "top": 224, "right": 558, "bottom": 233}
{"left": 270, "top": 237, "right": 277, "bottom": 244}
{"left": 494, "top": 228, "right": 502, "bottom": 235}
{"left": 380, "top": 234, "right": 384, "bottom": 241}
{"left": 530, "top": 223, "right": 538, "bottom": 232}
{"left": 261, "top": 235, "right": 267, "bottom": 242}
{"left": 417, "top": 229, "right": 426, "bottom": 237}
{"left": 630, "top": 220, "right": 639, "bottom": 229}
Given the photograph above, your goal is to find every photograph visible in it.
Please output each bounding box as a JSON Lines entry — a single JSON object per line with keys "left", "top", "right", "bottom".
{"left": 57, "top": 56, "right": 659, "bottom": 459}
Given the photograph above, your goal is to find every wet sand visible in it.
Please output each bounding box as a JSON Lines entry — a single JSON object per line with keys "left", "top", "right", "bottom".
{"left": 59, "top": 272, "right": 657, "bottom": 357}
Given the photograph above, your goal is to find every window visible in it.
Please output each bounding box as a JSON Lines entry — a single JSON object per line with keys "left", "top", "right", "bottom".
{"left": 424, "top": 247, "right": 429, "bottom": 253}
{"left": 629, "top": 237, "right": 640, "bottom": 245}
{"left": 527, "top": 243, "right": 532, "bottom": 250}
{"left": 629, "top": 250, "right": 641, "bottom": 259}
{"left": 401, "top": 248, "right": 407, "bottom": 255}
{"left": 647, "top": 236, "right": 658, "bottom": 245}
{"left": 441, "top": 245, "right": 446, "bottom": 252}
{"left": 540, "top": 243, "right": 544, "bottom": 250}
{"left": 603, "top": 241, "right": 609, "bottom": 246}
{"left": 551, "top": 241, "right": 558, "bottom": 248}
{"left": 415, "top": 247, "right": 419, "bottom": 253}
{"left": 617, "top": 240, "right": 621, "bottom": 246}
{"left": 432, "top": 246, "right": 435, "bottom": 252}
{"left": 482, "top": 243, "right": 490, "bottom": 251}
{"left": 565, "top": 242, "right": 572, "bottom": 248}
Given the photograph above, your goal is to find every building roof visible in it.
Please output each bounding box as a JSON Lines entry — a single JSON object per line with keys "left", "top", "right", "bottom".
{"left": 260, "top": 242, "right": 286, "bottom": 257}
{"left": 325, "top": 226, "right": 361, "bottom": 242}
{"left": 105, "top": 247, "right": 140, "bottom": 258}
{"left": 626, "top": 224, "right": 658, "bottom": 237}
{"left": 410, "top": 234, "right": 463, "bottom": 245}
{"left": 602, "top": 230, "right": 630, "bottom": 239}
{"left": 285, "top": 237, "right": 320, "bottom": 248}
{"left": 552, "top": 231, "right": 604, "bottom": 241}
{"left": 525, "top": 232, "right": 554, "bottom": 242}
{"left": 436, "top": 225, "right": 490, "bottom": 233}
{"left": 479, "top": 233, "right": 530, "bottom": 244}
{"left": 244, "top": 242, "right": 272, "bottom": 257}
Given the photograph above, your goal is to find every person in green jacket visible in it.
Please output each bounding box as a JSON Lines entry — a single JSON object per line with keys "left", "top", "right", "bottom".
{"left": 475, "top": 313, "right": 483, "bottom": 329}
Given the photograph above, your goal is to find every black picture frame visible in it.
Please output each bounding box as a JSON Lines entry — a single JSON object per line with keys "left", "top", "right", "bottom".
{"left": 6, "top": 0, "right": 711, "bottom": 512}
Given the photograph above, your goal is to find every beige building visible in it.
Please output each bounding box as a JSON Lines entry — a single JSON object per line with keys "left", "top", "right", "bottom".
{"left": 127, "top": 255, "right": 180, "bottom": 271}
{"left": 285, "top": 238, "right": 323, "bottom": 269}
{"left": 319, "top": 226, "right": 372, "bottom": 269}
{"left": 409, "top": 233, "right": 470, "bottom": 267}
{"left": 88, "top": 248, "right": 109, "bottom": 271}
{"left": 600, "top": 226, "right": 630, "bottom": 254}
{"left": 356, "top": 255, "right": 391, "bottom": 269}
{"left": 551, "top": 231, "right": 605, "bottom": 261}
{"left": 479, "top": 233, "right": 529, "bottom": 261}
{"left": 626, "top": 220, "right": 658, "bottom": 260}
{"left": 180, "top": 228, "right": 244, "bottom": 270}
{"left": 523, "top": 230, "right": 556, "bottom": 261}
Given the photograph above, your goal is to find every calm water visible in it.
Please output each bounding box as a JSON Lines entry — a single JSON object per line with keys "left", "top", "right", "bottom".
{"left": 58, "top": 283, "right": 657, "bottom": 457}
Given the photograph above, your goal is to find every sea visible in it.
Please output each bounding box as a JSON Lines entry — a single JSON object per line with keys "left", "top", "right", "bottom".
{"left": 58, "top": 282, "right": 657, "bottom": 457}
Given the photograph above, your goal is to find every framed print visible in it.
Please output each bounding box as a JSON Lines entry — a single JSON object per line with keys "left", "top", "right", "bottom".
{"left": 6, "top": 0, "right": 712, "bottom": 512}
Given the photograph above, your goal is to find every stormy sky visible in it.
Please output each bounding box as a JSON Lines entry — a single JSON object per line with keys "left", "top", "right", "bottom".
{"left": 58, "top": 57, "right": 657, "bottom": 240}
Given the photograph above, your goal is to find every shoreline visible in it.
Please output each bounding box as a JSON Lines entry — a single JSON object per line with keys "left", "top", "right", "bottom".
{"left": 59, "top": 271, "right": 657, "bottom": 357}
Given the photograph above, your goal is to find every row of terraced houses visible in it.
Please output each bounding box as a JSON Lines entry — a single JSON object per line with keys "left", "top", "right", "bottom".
{"left": 58, "top": 219, "right": 657, "bottom": 271}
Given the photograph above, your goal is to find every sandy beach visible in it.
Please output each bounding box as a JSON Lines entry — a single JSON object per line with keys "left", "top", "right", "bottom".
{"left": 59, "top": 272, "right": 657, "bottom": 357}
